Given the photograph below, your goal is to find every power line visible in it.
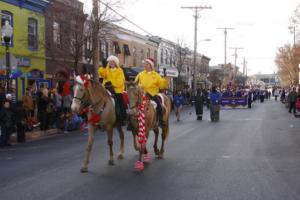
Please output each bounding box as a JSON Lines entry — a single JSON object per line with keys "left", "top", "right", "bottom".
{"left": 98, "top": 0, "right": 153, "bottom": 36}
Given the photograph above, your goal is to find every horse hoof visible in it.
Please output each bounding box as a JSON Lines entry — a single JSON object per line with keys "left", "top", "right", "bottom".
{"left": 157, "top": 154, "right": 164, "bottom": 159}
{"left": 143, "top": 154, "right": 151, "bottom": 163}
{"left": 154, "top": 150, "right": 159, "bottom": 156}
{"left": 134, "top": 160, "right": 144, "bottom": 171}
{"left": 80, "top": 167, "right": 88, "bottom": 173}
{"left": 118, "top": 154, "right": 124, "bottom": 160}
{"left": 108, "top": 160, "right": 115, "bottom": 166}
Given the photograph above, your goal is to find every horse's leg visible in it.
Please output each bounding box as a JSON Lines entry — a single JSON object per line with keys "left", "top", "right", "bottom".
{"left": 107, "top": 126, "right": 115, "bottom": 165}
{"left": 117, "top": 125, "right": 125, "bottom": 160}
{"left": 132, "top": 130, "right": 139, "bottom": 151}
{"left": 153, "top": 127, "right": 160, "bottom": 156}
{"left": 81, "top": 125, "right": 96, "bottom": 173}
{"left": 158, "top": 125, "right": 169, "bottom": 159}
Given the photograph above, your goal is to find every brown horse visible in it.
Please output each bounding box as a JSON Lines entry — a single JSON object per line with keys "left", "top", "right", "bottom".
{"left": 126, "top": 81, "right": 171, "bottom": 166}
{"left": 71, "top": 75, "right": 125, "bottom": 173}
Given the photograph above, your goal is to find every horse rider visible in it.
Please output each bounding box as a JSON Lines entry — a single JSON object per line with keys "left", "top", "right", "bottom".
{"left": 134, "top": 58, "right": 168, "bottom": 127}
{"left": 98, "top": 55, "right": 127, "bottom": 126}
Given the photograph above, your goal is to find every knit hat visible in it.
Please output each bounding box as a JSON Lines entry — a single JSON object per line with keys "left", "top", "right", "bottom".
{"left": 6, "top": 93, "right": 12, "bottom": 100}
{"left": 107, "top": 55, "right": 120, "bottom": 66}
{"left": 145, "top": 58, "right": 155, "bottom": 69}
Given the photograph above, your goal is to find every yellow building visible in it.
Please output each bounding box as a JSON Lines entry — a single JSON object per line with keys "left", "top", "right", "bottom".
{"left": 0, "top": 0, "right": 49, "bottom": 99}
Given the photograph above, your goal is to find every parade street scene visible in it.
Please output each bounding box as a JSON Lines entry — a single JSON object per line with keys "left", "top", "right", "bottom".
{"left": 1, "top": 0, "right": 300, "bottom": 200}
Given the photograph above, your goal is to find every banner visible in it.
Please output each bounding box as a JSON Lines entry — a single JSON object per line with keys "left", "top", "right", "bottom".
{"left": 221, "top": 97, "right": 247, "bottom": 107}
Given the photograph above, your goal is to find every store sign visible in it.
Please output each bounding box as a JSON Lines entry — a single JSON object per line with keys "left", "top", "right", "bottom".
{"left": 159, "top": 67, "right": 179, "bottom": 77}
{"left": 16, "top": 57, "right": 31, "bottom": 67}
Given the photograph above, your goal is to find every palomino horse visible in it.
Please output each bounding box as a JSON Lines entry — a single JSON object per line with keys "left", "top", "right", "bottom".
{"left": 71, "top": 75, "right": 125, "bottom": 173}
{"left": 126, "top": 82, "right": 171, "bottom": 169}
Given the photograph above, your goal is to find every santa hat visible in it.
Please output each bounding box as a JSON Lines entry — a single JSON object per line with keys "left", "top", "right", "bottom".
{"left": 107, "top": 55, "right": 120, "bottom": 66}
{"left": 145, "top": 58, "right": 155, "bottom": 69}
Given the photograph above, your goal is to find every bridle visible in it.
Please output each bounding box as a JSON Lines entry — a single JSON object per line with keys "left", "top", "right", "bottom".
{"left": 128, "top": 86, "right": 143, "bottom": 111}
{"left": 74, "top": 80, "right": 104, "bottom": 109}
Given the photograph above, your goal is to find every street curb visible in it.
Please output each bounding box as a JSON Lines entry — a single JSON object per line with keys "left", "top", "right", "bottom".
{"left": 10, "top": 128, "right": 61, "bottom": 143}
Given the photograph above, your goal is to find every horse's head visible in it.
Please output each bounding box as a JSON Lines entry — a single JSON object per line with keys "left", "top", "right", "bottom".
{"left": 71, "top": 75, "right": 89, "bottom": 113}
{"left": 126, "top": 81, "right": 143, "bottom": 114}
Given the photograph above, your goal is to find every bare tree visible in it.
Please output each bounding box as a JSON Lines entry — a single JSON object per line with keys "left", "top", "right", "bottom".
{"left": 86, "top": 0, "right": 124, "bottom": 78}
{"left": 43, "top": 0, "right": 86, "bottom": 74}
{"left": 275, "top": 43, "right": 300, "bottom": 87}
{"left": 208, "top": 69, "right": 223, "bottom": 87}
{"left": 175, "top": 38, "right": 190, "bottom": 90}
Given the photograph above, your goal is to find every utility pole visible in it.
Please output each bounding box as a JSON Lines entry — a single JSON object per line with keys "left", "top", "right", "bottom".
{"left": 243, "top": 57, "right": 246, "bottom": 87}
{"left": 245, "top": 58, "right": 248, "bottom": 87}
{"left": 92, "top": 0, "right": 100, "bottom": 80}
{"left": 230, "top": 47, "right": 243, "bottom": 83}
{"left": 217, "top": 27, "right": 234, "bottom": 87}
{"left": 290, "top": 25, "right": 296, "bottom": 46}
{"left": 181, "top": 6, "right": 212, "bottom": 92}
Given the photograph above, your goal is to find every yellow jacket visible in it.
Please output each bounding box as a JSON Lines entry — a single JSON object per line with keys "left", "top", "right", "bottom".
{"left": 135, "top": 70, "right": 168, "bottom": 96}
{"left": 98, "top": 66, "right": 125, "bottom": 94}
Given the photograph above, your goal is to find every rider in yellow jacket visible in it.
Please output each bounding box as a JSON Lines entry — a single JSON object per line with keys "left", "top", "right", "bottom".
{"left": 98, "top": 55, "right": 126, "bottom": 125}
{"left": 135, "top": 58, "right": 168, "bottom": 126}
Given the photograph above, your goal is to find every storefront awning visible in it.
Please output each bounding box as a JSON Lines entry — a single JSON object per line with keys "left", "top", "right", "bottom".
{"left": 159, "top": 67, "right": 178, "bottom": 78}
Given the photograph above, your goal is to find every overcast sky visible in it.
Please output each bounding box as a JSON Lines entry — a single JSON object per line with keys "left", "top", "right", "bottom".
{"left": 80, "top": 0, "right": 299, "bottom": 75}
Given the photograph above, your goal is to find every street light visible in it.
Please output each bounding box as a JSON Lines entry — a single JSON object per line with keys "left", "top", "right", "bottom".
{"left": 1, "top": 20, "right": 13, "bottom": 93}
{"left": 197, "top": 38, "right": 211, "bottom": 44}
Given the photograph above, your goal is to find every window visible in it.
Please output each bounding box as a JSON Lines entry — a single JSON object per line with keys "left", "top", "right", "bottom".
{"left": 28, "top": 18, "right": 38, "bottom": 50}
{"left": 53, "top": 21, "right": 61, "bottom": 48}
{"left": 1, "top": 11, "right": 13, "bottom": 46}
{"left": 160, "top": 50, "right": 163, "bottom": 64}
{"left": 147, "top": 48, "right": 150, "bottom": 58}
{"left": 140, "top": 49, "right": 144, "bottom": 63}
{"left": 165, "top": 50, "right": 168, "bottom": 64}
{"left": 124, "top": 44, "right": 131, "bottom": 56}
{"left": 85, "top": 37, "right": 92, "bottom": 60}
{"left": 100, "top": 40, "right": 108, "bottom": 61}
{"left": 154, "top": 50, "right": 157, "bottom": 66}
{"left": 132, "top": 47, "right": 136, "bottom": 66}
{"left": 113, "top": 41, "right": 121, "bottom": 54}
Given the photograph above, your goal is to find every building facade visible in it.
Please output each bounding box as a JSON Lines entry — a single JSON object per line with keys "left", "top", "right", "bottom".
{"left": 45, "top": 0, "right": 85, "bottom": 85}
{"left": 0, "top": 0, "right": 48, "bottom": 99}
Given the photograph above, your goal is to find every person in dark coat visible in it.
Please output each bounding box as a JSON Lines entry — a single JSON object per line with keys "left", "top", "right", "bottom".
{"left": 0, "top": 86, "right": 5, "bottom": 109}
{"left": 0, "top": 100, "right": 15, "bottom": 147}
{"left": 38, "top": 88, "right": 49, "bottom": 131}
{"left": 288, "top": 87, "right": 298, "bottom": 114}
{"left": 248, "top": 90, "right": 253, "bottom": 108}
{"left": 15, "top": 101, "right": 26, "bottom": 143}
{"left": 195, "top": 88, "right": 205, "bottom": 120}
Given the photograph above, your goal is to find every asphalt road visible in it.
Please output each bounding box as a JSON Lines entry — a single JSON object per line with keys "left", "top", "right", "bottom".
{"left": 1, "top": 99, "right": 300, "bottom": 200}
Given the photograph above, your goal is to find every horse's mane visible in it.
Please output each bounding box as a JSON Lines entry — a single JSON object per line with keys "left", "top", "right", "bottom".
{"left": 88, "top": 79, "right": 110, "bottom": 98}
